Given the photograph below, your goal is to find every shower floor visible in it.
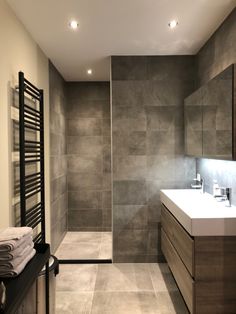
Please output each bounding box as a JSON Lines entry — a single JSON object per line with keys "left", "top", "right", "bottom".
{"left": 55, "top": 232, "right": 112, "bottom": 260}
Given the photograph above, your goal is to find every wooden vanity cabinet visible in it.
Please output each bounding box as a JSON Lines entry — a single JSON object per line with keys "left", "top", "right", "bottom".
{"left": 161, "top": 204, "right": 236, "bottom": 314}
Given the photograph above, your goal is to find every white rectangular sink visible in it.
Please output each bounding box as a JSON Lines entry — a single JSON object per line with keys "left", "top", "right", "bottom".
{"left": 160, "top": 189, "right": 236, "bottom": 236}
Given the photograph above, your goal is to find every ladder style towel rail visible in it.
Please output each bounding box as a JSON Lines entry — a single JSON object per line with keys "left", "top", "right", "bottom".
{"left": 19, "top": 71, "right": 46, "bottom": 244}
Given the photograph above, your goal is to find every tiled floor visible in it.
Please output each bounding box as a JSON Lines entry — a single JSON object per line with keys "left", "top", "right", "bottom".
{"left": 55, "top": 232, "right": 112, "bottom": 260}
{"left": 55, "top": 263, "right": 189, "bottom": 314}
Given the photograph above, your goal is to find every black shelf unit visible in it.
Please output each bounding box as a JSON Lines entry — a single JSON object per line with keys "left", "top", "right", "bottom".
{"left": 18, "top": 71, "right": 46, "bottom": 244}
{"left": 0, "top": 244, "right": 50, "bottom": 314}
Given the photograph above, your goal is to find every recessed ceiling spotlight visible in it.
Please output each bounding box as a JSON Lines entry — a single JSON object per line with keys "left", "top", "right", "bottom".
{"left": 69, "top": 20, "right": 78, "bottom": 30}
{"left": 87, "top": 69, "right": 92, "bottom": 75}
{"left": 168, "top": 20, "right": 178, "bottom": 29}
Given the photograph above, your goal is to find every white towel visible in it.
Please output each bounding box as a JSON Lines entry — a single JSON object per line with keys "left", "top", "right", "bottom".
{"left": 0, "top": 227, "right": 33, "bottom": 242}
{"left": 0, "top": 234, "right": 33, "bottom": 253}
{"left": 0, "top": 241, "right": 34, "bottom": 262}
{"left": 0, "top": 249, "right": 36, "bottom": 278}
{"left": 0, "top": 245, "right": 34, "bottom": 270}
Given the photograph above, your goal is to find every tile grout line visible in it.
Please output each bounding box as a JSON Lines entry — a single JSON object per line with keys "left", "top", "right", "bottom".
{"left": 148, "top": 263, "right": 159, "bottom": 300}
{"left": 89, "top": 264, "right": 99, "bottom": 314}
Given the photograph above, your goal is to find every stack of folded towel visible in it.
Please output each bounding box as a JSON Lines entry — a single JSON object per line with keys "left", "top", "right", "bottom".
{"left": 0, "top": 227, "right": 36, "bottom": 277}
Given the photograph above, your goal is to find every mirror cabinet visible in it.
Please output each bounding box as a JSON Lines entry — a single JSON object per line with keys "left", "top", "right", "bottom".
{"left": 185, "top": 64, "right": 236, "bottom": 160}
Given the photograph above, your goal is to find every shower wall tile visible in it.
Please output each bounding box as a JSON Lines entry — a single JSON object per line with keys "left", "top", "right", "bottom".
{"left": 102, "top": 207, "right": 112, "bottom": 230}
{"left": 67, "top": 118, "right": 102, "bottom": 136}
{"left": 67, "top": 155, "right": 103, "bottom": 173}
{"left": 67, "top": 82, "right": 111, "bottom": 231}
{"left": 68, "top": 209, "right": 103, "bottom": 231}
{"left": 49, "top": 62, "right": 68, "bottom": 252}
{"left": 67, "top": 136, "right": 103, "bottom": 155}
{"left": 68, "top": 173, "right": 103, "bottom": 190}
{"left": 113, "top": 205, "right": 148, "bottom": 230}
{"left": 67, "top": 101, "right": 104, "bottom": 118}
{"left": 113, "top": 180, "right": 147, "bottom": 205}
{"left": 68, "top": 190, "right": 102, "bottom": 209}
{"left": 113, "top": 229, "right": 148, "bottom": 261}
{"left": 51, "top": 193, "right": 68, "bottom": 229}
{"left": 128, "top": 131, "right": 146, "bottom": 155}
{"left": 196, "top": 8, "right": 236, "bottom": 205}
{"left": 113, "top": 156, "right": 146, "bottom": 180}
{"left": 102, "top": 191, "right": 112, "bottom": 209}
{"left": 50, "top": 175, "right": 67, "bottom": 203}
{"left": 111, "top": 56, "right": 196, "bottom": 262}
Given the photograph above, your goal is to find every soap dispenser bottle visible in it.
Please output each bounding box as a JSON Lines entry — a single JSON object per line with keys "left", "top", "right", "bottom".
{"left": 213, "top": 180, "right": 220, "bottom": 197}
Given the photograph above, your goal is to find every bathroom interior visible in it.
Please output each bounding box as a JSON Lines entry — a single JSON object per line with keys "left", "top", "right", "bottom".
{"left": 0, "top": 0, "right": 236, "bottom": 313}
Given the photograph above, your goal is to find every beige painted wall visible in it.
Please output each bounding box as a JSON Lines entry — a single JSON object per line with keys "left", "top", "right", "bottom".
{"left": 0, "top": 0, "right": 51, "bottom": 242}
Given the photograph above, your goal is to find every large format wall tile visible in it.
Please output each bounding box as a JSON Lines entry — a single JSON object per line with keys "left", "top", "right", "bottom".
{"left": 67, "top": 136, "right": 103, "bottom": 155}
{"left": 67, "top": 118, "right": 102, "bottom": 136}
{"left": 68, "top": 209, "right": 103, "bottom": 231}
{"left": 49, "top": 62, "right": 68, "bottom": 252}
{"left": 67, "top": 82, "right": 111, "bottom": 231}
{"left": 113, "top": 180, "right": 147, "bottom": 205}
{"left": 111, "top": 56, "right": 196, "bottom": 262}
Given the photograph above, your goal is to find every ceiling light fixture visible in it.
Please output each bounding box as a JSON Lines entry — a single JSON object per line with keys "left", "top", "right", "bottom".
{"left": 168, "top": 20, "right": 178, "bottom": 29}
{"left": 87, "top": 69, "right": 92, "bottom": 75}
{"left": 69, "top": 20, "right": 79, "bottom": 30}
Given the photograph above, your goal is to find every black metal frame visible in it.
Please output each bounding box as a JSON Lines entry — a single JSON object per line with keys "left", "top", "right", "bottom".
{"left": 19, "top": 71, "right": 46, "bottom": 244}
{"left": 59, "top": 259, "right": 112, "bottom": 264}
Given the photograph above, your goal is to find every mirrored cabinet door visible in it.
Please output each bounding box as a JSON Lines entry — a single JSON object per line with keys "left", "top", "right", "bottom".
{"left": 184, "top": 64, "right": 235, "bottom": 160}
{"left": 202, "top": 66, "right": 233, "bottom": 159}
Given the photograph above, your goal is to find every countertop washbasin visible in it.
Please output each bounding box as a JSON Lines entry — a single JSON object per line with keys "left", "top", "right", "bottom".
{"left": 160, "top": 189, "right": 236, "bottom": 236}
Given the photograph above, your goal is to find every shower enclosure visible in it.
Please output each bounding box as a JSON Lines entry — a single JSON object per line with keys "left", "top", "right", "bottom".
{"left": 49, "top": 63, "right": 112, "bottom": 262}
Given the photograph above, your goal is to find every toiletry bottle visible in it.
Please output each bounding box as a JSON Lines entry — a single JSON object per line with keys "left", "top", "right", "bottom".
{"left": 213, "top": 180, "right": 220, "bottom": 197}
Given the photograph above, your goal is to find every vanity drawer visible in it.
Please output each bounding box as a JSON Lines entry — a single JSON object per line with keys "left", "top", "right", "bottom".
{"left": 161, "top": 229, "right": 194, "bottom": 314}
{"left": 161, "top": 205, "right": 194, "bottom": 276}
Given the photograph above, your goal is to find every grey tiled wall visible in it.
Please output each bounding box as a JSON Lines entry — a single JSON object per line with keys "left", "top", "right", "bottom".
{"left": 196, "top": 8, "right": 236, "bottom": 204}
{"left": 49, "top": 62, "right": 68, "bottom": 252}
{"left": 111, "top": 56, "right": 196, "bottom": 262}
{"left": 197, "top": 8, "right": 236, "bottom": 87}
{"left": 66, "top": 82, "right": 111, "bottom": 231}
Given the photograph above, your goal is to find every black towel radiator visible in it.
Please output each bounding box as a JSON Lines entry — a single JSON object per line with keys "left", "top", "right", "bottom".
{"left": 18, "top": 71, "right": 46, "bottom": 244}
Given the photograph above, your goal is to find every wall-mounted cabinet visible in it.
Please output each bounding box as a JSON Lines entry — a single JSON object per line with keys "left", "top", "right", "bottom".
{"left": 185, "top": 64, "right": 235, "bottom": 160}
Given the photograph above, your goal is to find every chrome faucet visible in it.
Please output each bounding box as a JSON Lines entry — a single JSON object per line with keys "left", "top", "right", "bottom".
{"left": 191, "top": 173, "right": 205, "bottom": 193}
{"left": 200, "top": 178, "right": 205, "bottom": 194}
{"left": 213, "top": 185, "right": 232, "bottom": 207}
{"left": 225, "top": 188, "right": 232, "bottom": 207}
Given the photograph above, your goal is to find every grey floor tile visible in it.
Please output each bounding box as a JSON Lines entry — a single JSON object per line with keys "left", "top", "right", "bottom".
{"left": 155, "top": 291, "right": 189, "bottom": 314}
{"left": 60, "top": 232, "right": 102, "bottom": 244}
{"left": 55, "top": 232, "right": 112, "bottom": 260}
{"left": 99, "top": 232, "right": 112, "bottom": 259}
{"left": 55, "top": 242, "right": 100, "bottom": 259}
{"left": 56, "top": 291, "right": 93, "bottom": 314}
{"left": 94, "top": 263, "right": 154, "bottom": 291}
{"left": 90, "top": 291, "right": 160, "bottom": 314}
{"left": 57, "top": 264, "right": 98, "bottom": 291}
{"left": 149, "top": 263, "right": 178, "bottom": 292}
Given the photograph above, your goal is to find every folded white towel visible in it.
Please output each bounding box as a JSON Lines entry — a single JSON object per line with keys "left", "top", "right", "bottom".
{"left": 0, "top": 236, "right": 33, "bottom": 261}
{"left": 0, "top": 227, "right": 33, "bottom": 242}
{"left": 0, "top": 248, "right": 36, "bottom": 277}
{"left": 0, "top": 244, "right": 34, "bottom": 270}
{"left": 0, "top": 234, "right": 33, "bottom": 253}
{"left": 0, "top": 241, "right": 34, "bottom": 263}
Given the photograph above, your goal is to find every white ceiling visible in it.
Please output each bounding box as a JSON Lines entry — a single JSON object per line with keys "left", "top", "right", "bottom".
{"left": 7, "top": 0, "right": 236, "bottom": 81}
